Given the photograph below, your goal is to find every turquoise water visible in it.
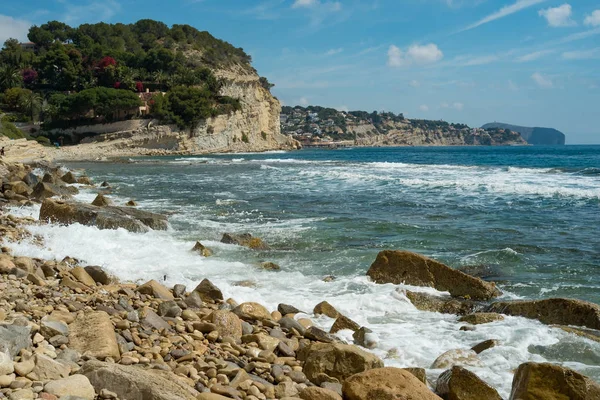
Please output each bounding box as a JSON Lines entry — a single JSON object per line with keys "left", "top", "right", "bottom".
{"left": 8, "top": 145, "right": 600, "bottom": 396}
{"left": 72, "top": 145, "right": 600, "bottom": 303}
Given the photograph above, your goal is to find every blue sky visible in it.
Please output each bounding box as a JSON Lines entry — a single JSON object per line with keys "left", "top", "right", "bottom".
{"left": 1, "top": 1, "right": 600, "bottom": 143}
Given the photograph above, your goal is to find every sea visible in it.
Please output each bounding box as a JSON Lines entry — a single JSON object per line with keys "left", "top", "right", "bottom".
{"left": 5, "top": 145, "right": 600, "bottom": 397}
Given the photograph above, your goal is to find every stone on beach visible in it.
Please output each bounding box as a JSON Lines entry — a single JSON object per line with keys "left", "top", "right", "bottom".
{"left": 91, "top": 194, "right": 112, "bottom": 207}
{"left": 44, "top": 375, "right": 96, "bottom": 400}
{"left": 436, "top": 366, "right": 502, "bottom": 400}
{"left": 220, "top": 233, "right": 269, "bottom": 250}
{"left": 39, "top": 199, "right": 168, "bottom": 233}
{"left": 431, "top": 349, "right": 482, "bottom": 369}
{"left": 193, "top": 279, "right": 223, "bottom": 303}
{"left": 367, "top": 250, "right": 501, "bottom": 300}
{"left": 136, "top": 279, "right": 174, "bottom": 300}
{"left": 342, "top": 367, "right": 442, "bottom": 400}
{"left": 313, "top": 301, "right": 339, "bottom": 318}
{"left": 68, "top": 311, "right": 120, "bottom": 360}
{"left": 404, "top": 290, "right": 477, "bottom": 315}
{"left": 233, "top": 302, "right": 272, "bottom": 322}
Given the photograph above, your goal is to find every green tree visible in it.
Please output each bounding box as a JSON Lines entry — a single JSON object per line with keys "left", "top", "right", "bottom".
{"left": 19, "top": 91, "right": 43, "bottom": 122}
{"left": 166, "top": 86, "right": 213, "bottom": 129}
{"left": 0, "top": 65, "right": 22, "bottom": 91}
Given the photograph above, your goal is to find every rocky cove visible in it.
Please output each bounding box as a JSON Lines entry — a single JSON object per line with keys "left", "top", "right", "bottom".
{"left": 1, "top": 159, "right": 600, "bottom": 399}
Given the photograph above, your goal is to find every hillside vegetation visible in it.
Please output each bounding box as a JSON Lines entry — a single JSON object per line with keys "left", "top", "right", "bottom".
{"left": 482, "top": 122, "right": 565, "bottom": 145}
{"left": 0, "top": 19, "right": 264, "bottom": 143}
{"left": 282, "top": 106, "right": 525, "bottom": 146}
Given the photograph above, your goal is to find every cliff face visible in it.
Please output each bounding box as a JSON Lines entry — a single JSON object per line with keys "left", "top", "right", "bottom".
{"left": 482, "top": 123, "right": 566, "bottom": 145}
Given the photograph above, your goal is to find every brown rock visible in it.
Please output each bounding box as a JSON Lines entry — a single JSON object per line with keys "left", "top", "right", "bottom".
{"left": 556, "top": 326, "right": 600, "bottom": 343}
{"left": 343, "top": 367, "right": 442, "bottom": 400}
{"left": 431, "top": 349, "right": 481, "bottom": 370}
{"left": 210, "top": 310, "right": 242, "bottom": 341}
{"left": 509, "top": 362, "right": 600, "bottom": 400}
{"left": 353, "top": 327, "right": 377, "bottom": 349}
{"left": 82, "top": 360, "right": 200, "bottom": 400}
{"left": 69, "top": 311, "right": 120, "bottom": 360}
{"left": 261, "top": 262, "right": 280, "bottom": 271}
{"left": 367, "top": 250, "right": 501, "bottom": 300}
{"left": 403, "top": 368, "right": 428, "bottom": 384}
{"left": 313, "top": 301, "right": 339, "bottom": 318}
{"left": 137, "top": 280, "right": 174, "bottom": 300}
{"left": 91, "top": 194, "right": 112, "bottom": 207}
{"left": 193, "top": 279, "right": 223, "bottom": 303}
{"left": 303, "top": 343, "right": 384, "bottom": 385}
{"left": 330, "top": 315, "right": 360, "bottom": 333}
{"left": 233, "top": 302, "right": 272, "bottom": 322}
{"left": 471, "top": 339, "right": 499, "bottom": 354}
{"left": 436, "top": 366, "right": 502, "bottom": 400}
{"left": 304, "top": 326, "right": 335, "bottom": 343}
{"left": 126, "top": 200, "right": 137, "bottom": 206}
{"left": 458, "top": 313, "right": 504, "bottom": 325}
{"left": 71, "top": 266, "right": 97, "bottom": 287}
{"left": 487, "top": 298, "right": 600, "bottom": 330}
{"left": 84, "top": 266, "right": 112, "bottom": 285}
{"left": 191, "top": 241, "right": 213, "bottom": 257}
{"left": 404, "top": 290, "right": 477, "bottom": 315}
{"left": 221, "top": 233, "right": 269, "bottom": 250}
{"left": 299, "top": 387, "right": 342, "bottom": 400}
{"left": 61, "top": 171, "right": 77, "bottom": 184}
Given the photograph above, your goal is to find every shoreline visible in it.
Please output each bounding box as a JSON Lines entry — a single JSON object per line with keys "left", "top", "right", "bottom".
{"left": 1, "top": 158, "right": 600, "bottom": 399}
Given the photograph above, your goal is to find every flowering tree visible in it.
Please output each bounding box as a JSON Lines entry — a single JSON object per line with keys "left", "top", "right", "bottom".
{"left": 22, "top": 69, "right": 38, "bottom": 85}
{"left": 136, "top": 81, "right": 144, "bottom": 92}
{"left": 98, "top": 56, "right": 117, "bottom": 70}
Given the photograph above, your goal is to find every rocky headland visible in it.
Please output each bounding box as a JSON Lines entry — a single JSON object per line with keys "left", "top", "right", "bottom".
{"left": 1, "top": 158, "right": 600, "bottom": 400}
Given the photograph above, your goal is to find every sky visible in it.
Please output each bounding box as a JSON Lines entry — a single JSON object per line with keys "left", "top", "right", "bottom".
{"left": 1, "top": 1, "right": 600, "bottom": 143}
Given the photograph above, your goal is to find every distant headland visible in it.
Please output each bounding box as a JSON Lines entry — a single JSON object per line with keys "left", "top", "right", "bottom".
{"left": 482, "top": 122, "right": 566, "bottom": 145}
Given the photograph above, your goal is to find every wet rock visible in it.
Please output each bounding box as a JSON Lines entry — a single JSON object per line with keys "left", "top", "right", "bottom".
{"left": 221, "top": 233, "right": 269, "bottom": 250}
{"left": 343, "top": 367, "right": 442, "bottom": 400}
{"left": 330, "top": 315, "right": 360, "bottom": 333}
{"left": 487, "top": 298, "right": 600, "bottom": 330}
{"left": 279, "top": 317, "right": 306, "bottom": 335}
{"left": 193, "top": 279, "right": 223, "bottom": 303}
{"left": 313, "top": 301, "right": 339, "bottom": 318}
{"left": 436, "top": 366, "right": 502, "bottom": 400}
{"left": 91, "top": 194, "right": 112, "bottom": 207}
{"left": 233, "top": 302, "right": 272, "bottom": 322}
{"left": 556, "top": 326, "right": 600, "bottom": 343}
{"left": 431, "top": 349, "right": 482, "bottom": 369}
{"left": 509, "top": 362, "right": 600, "bottom": 400}
{"left": 77, "top": 176, "right": 92, "bottom": 185}
{"left": 137, "top": 280, "right": 174, "bottom": 301}
{"left": 303, "top": 342, "right": 384, "bottom": 385}
{"left": 304, "top": 327, "right": 335, "bottom": 343}
{"left": 471, "top": 339, "right": 499, "bottom": 354}
{"left": 126, "top": 200, "right": 137, "bottom": 206}
{"left": 352, "top": 327, "right": 377, "bottom": 349}
{"left": 69, "top": 311, "right": 120, "bottom": 360}
{"left": 32, "top": 182, "right": 78, "bottom": 201}
{"left": 44, "top": 375, "right": 96, "bottom": 400}
{"left": 82, "top": 360, "right": 200, "bottom": 400}
{"left": 404, "top": 290, "right": 477, "bottom": 315}
{"left": 278, "top": 304, "right": 303, "bottom": 315}
{"left": 458, "top": 313, "right": 504, "bottom": 325}
{"left": 402, "top": 367, "right": 428, "bottom": 384}
{"left": 367, "top": 250, "right": 501, "bottom": 300}
{"left": 261, "top": 262, "right": 280, "bottom": 271}
{"left": 39, "top": 199, "right": 168, "bottom": 233}
{"left": 61, "top": 171, "right": 77, "bottom": 184}
{"left": 71, "top": 266, "right": 96, "bottom": 287}
{"left": 191, "top": 242, "right": 213, "bottom": 257}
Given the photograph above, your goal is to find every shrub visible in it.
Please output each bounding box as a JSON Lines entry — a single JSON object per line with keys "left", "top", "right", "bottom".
{"left": 241, "top": 133, "right": 249, "bottom": 143}
{"left": 35, "top": 135, "right": 51, "bottom": 145}
{"left": 261, "top": 131, "right": 267, "bottom": 140}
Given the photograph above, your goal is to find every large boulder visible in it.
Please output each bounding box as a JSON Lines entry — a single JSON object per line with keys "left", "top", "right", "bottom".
{"left": 487, "top": 298, "right": 600, "bottom": 330}
{"left": 436, "top": 366, "right": 502, "bottom": 400}
{"left": 509, "top": 362, "right": 600, "bottom": 400}
{"left": 221, "top": 233, "right": 269, "bottom": 250}
{"left": 44, "top": 375, "right": 96, "bottom": 400}
{"left": 458, "top": 313, "right": 504, "bottom": 325}
{"left": 431, "top": 349, "right": 481, "bottom": 369}
{"left": 136, "top": 280, "right": 174, "bottom": 301}
{"left": 210, "top": 310, "right": 242, "bottom": 341}
{"left": 69, "top": 311, "right": 120, "bottom": 360}
{"left": 81, "top": 360, "right": 200, "bottom": 400}
{"left": 233, "top": 302, "right": 272, "bottom": 322}
{"left": 31, "top": 182, "right": 78, "bottom": 200}
{"left": 343, "top": 367, "right": 442, "bottom": 400}
{"left": 367, "top": 251, "right": 501, "bottom": 300}
{"left": 0, "top": 325, "right": 31, "bottom": 358}
{"left": 39, "top": 199, "right": 168, "bottom": 233}
{"left": 193, "top": 279, "right": 223, "bottom": 303}
{"left": 303, "top": 343, "right": 383, "bottom": 385}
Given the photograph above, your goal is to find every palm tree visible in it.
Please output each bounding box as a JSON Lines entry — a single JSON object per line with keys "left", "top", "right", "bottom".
{"left": 19, "top": 91, "right": 43, "bottom": 123}
{"left": 0, "top": 65, "right": 22, "bottom": 91}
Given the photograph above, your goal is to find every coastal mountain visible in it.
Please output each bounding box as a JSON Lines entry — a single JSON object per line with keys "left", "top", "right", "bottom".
{"left": 282, "top": 106, "right": 526, "bottom": 146}
{"left": 0, "top": 19, "right": 298, "bottom": 154}
{"left": 482, "top": 123, "right": 566, "bottom": 145}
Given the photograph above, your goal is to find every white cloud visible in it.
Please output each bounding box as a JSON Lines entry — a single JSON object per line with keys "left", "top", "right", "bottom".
{"left": 584, "top": 10, "right": 600, "bottom": 26}
{"left": 516, "top": 49, "right": 555, "bottom": 62}
{"left": 532, "top": 72, "right": 553, "bottom": 88}
{"left": 387, "top": 44, "right": 443, "bottom": 67}
{"left": 292, "top": 0, "right": 317, "bottom": 7}
{"left": 409, "top": 80, "right": 420, "bottom": 87}
{"left": 325, "top": 48, "right": 343, "bottom": 56}
{"left": 460, "top": 0, "right": 546, "bottom": 32}
{"left": 0, "top": 14, "right": 32, "bottom": 44}
{"left": 440, "top": 102, "right": 464, "bottom": 110}
{"left": 419, "top": 104, "right": 429, "bottom": 112}
{"left": 539, "top": 4, "right": 576, "bottom": 27}
{"left": 561, "top": 47, "right": 600, "bottom": 60}
{"left": 458, "top": 54, "right": 500, "bottom": 66}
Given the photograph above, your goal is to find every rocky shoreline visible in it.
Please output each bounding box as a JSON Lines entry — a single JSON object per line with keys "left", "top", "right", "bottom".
{"left": 1, "top": 159, "right": 600, "bottom": 400}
